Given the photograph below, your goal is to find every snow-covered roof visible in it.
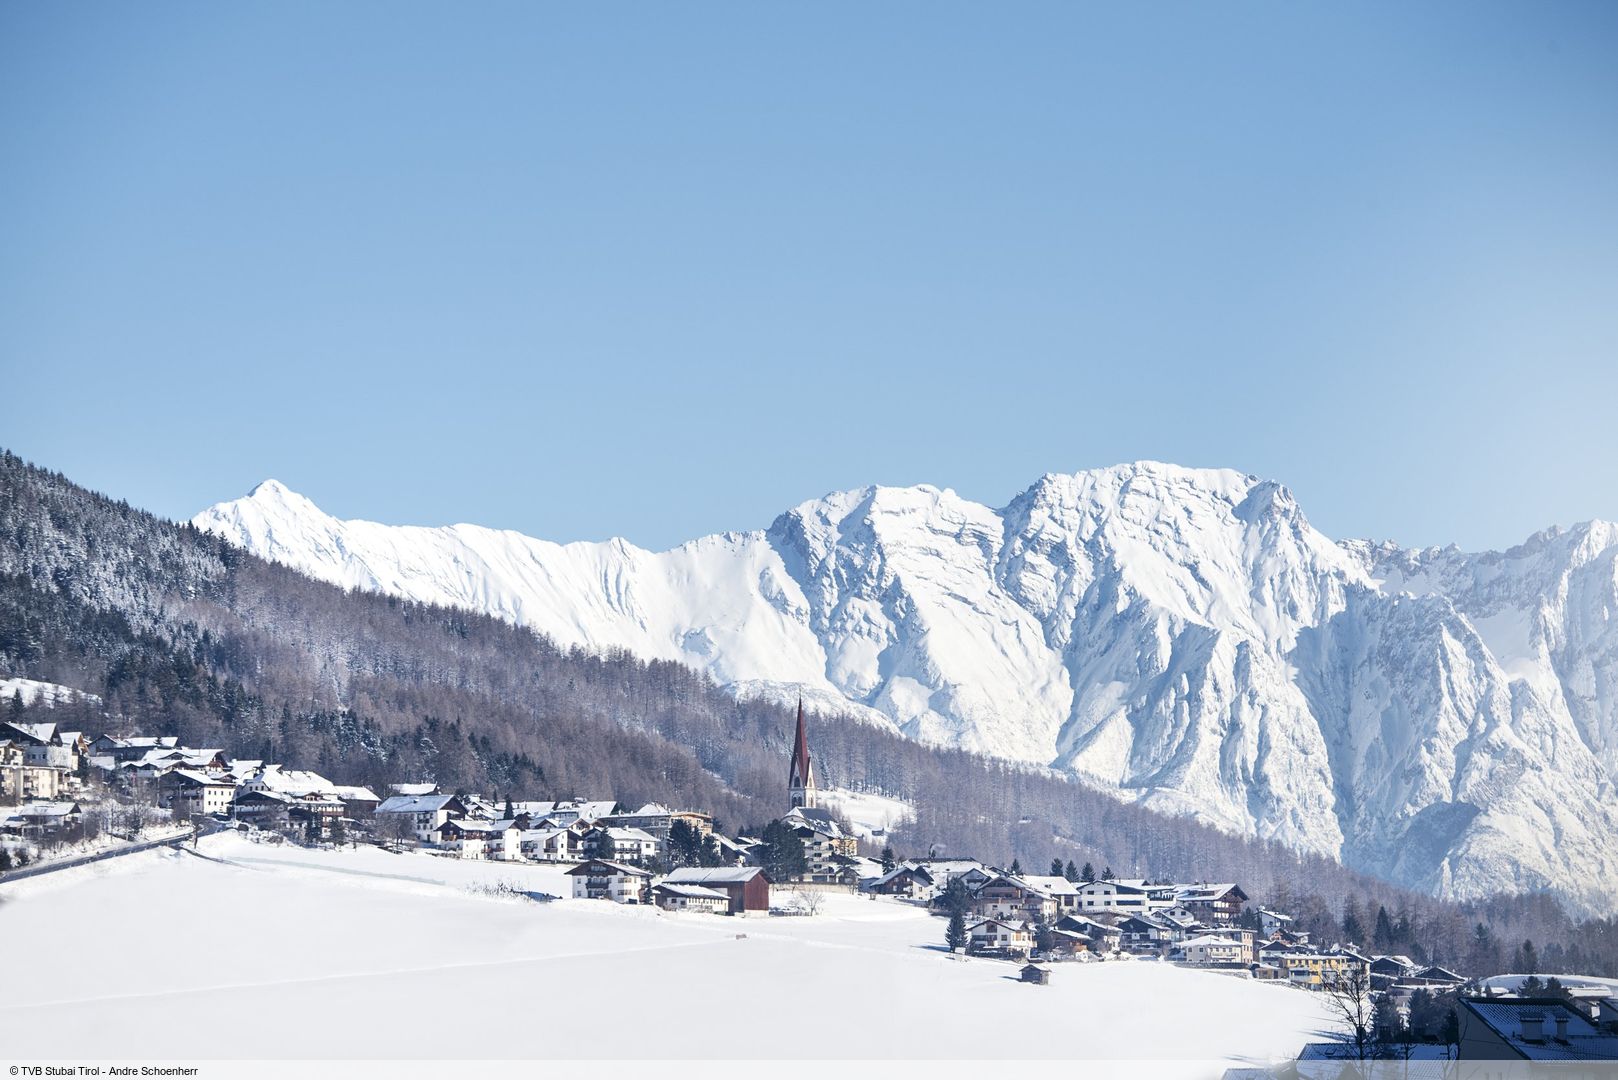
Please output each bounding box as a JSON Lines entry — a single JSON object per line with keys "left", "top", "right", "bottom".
{"left": 376, "top": 794, "right": 459, "bottom": 815}
{"left": 15, "top": 800, "right": 79, "bottom": 818}
{"left": 330, "top": 785, "right": 380, "bottom": 802}
{"left": 1460, "top": 999, "right": 1618, "bottom": 1061}
{"left": 1020, "top": 874, "right": 1081, "bottom": 896}
{"left": 665, "top": 867, "right": 765, "bottom": 885}
{"left": 1179, "top": 935, "right": 1241, "bottom": 948}
{"left": 167, "top": 768, "right": 232, "bottom": 787}
{"left": 1176, "top": 883, "right": 1242, "bottom": 901}
{"left": 390, "top": 783, "right": 438, "bottom": 796}
{"left": 566, "top": 859, "right": 650, "bottom": 877}
{"left": 604, "top": 826, "right": 657, "bottom": 843}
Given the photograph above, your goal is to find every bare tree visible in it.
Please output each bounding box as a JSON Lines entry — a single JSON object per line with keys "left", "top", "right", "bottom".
{"left": 1322, "top": 966, "right": 1379, "bottom": 1062}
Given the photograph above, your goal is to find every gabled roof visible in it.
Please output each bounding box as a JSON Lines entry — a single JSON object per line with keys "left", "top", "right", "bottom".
{"left": 166, "top": 768, "right": 232, "bottom": 788}
{"left": 1019, "top": 874, "right": 1081, "bottom": 897}
{"left": 870, "top": 864, "right": 933, "bottom": 889}
{"left": 567, "top": 859, "right": 650, "bottom": 877}
{"left": 330, "top": 785, "right": 380, "bottom": 802}
{"left": 1179, "top": 935, "right": 1242, "bottom": 948}
{"left": 665, "top": 867, "right": 768, "bottom": 885}
{"left": 376, "top": 794, "right": 462, "bottom": 815}
{"left": 1460, "top": 998, "right": 1618, "bottom": 1061}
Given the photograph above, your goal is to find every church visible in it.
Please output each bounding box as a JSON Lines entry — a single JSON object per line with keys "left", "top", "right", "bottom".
{"left": 783, "top": 699, "right": 858, "bottom": 882}
{"left": 788, "top": 696, "right": 817, "bottom": 810}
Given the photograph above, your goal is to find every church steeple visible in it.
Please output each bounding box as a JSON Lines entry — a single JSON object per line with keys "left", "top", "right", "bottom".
{"left": 788, "top": 696, "right": 817, "bottom": 810}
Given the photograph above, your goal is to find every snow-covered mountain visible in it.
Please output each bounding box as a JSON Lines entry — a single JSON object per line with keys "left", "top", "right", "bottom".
{"left": 194, "top": 464, "right": 1618, "bottom": 915}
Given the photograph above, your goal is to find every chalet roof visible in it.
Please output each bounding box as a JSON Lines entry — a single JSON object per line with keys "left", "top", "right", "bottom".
{"left": 234, "top": 789, "right": 294, "bottom": 804}
{"left": 870, "top": 865, "right": 933, "bottom": 889}
{"left": 1179, "top": 935, "right": 1242, "bottom": 948}
{"left": 1176, "top": 883, "right": 1245, "bottom": 902}
{"left": 1460, "top": 998, "right": 1618, "bottom": 1061}
{"left": 1258, "top": 908, "right": 1292, "bottom": 922}
{"left": 603, "top": 826, "right": 657, "bottom": 843}
{"left": 573, "top": 801, "right": 618, "bottom": 822}
{"left": 390, "top": 783, "right": 438, "bottom": 796}
{"left": 967, "top": 918, "right": 1028, "bottom": 933}
{"left": 665, "top": 867, "right": 767, "bottom": 885}
{"left": 16, "top": 800, "right": 80, "bottom": 818}
{"left": 249, "top": 764, "right": 337, "bottom": 798}
{"left": 623, "top": 802, "right": 673, "bottom": 816}
{"left": 166, "top": 768, "right": 232, "bottom": 788}
{"left": 783, "top": 805, "right": 846, "bottom": 838}
{"left": 1079, "top": 878, "right": 1147, "bottom": 894}
{"left": 653, "top": 883, "right": 729, "bottom": 900}
{"left": 1019, "top": 874, "right": 1081, "bottom": 897}
{"left": 376, "top": 794, "right": 460, "bottom": 815}
{"left": 1415, "top": 965, "right": 1465, "bottom": 982}
{"left": 330, "top": 786, "right": 381, "bottom": 803}
{"left": 0, "top": 721, "right": 56, "bottom": 745}
{"left": 566, "top": 859, "right": 650, "bottom": 877}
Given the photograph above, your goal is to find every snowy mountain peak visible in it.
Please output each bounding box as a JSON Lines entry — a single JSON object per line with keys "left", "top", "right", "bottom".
{"left": 194, "top": 466, "right": 1618, "bottom": 917}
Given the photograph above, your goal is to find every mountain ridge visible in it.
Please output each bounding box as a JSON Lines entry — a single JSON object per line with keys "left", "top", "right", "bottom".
{"left": 194, "top": 461, "right": 1618, "bottom": 916}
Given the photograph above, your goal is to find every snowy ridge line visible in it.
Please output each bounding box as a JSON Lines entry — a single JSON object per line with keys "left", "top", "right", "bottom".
{"left": 194, "top": 462, "right": 1618, "bottom": 916}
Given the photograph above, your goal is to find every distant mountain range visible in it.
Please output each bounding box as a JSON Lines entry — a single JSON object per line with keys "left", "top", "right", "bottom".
{"left": 195, "top": 462, "right": 1618, "bottom": 916}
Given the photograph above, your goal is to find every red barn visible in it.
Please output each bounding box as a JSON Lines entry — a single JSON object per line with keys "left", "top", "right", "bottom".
{"left": 662, "top": 867, "right": 771, "bottom": 914}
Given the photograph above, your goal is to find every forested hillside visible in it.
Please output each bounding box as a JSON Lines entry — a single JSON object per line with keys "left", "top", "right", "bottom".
{"left": 1, "top": 449, "right": 1613, "bottom": 975}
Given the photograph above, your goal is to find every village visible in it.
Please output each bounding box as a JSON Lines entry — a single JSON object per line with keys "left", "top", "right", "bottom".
{"left": 5, "top": 699, "right": 1617, "bottom": 1067}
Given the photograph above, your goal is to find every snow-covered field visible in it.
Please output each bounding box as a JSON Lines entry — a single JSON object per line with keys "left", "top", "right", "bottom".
{"left": 0, "top": 835, "right": 1334, "bottom": 1067}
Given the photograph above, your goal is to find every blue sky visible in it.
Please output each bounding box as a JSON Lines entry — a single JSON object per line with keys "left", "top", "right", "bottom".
{"left": 2, "top": 2, "right": 1615, "bottom": 551}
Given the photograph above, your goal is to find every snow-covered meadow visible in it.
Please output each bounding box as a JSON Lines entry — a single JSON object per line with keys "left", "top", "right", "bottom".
{"left": 0, "top": 835, "right": 1335, "bottom": 1066}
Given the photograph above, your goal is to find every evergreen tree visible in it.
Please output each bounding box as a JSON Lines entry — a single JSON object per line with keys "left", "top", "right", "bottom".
{"left": 330, "top": 815, "right": 346, "bottom": 847}
{"left": 1374, "top": 905, "right": 1396, "bottom": 951}
{"left": 1064, "top": 860, "right": 1079, "bottom": 882}
{"left": 1009, "top": 858, "right": 1022, "bottom": 876}
{"left": 304, "top": 815, "right": 320, "bottom": 845}
{"left": 1342, "top": 897, "right": 1367, "bottom": 946}
{"left": 946, "top": 909, "right": 968, "bottom": 952}
{"left": 1050, "top": 858, "right": 1064, "bottom": 877}
{"left": 880, "top": 845, "right": 896, "bottom": 873}
{"left": 1514, "top": 940, "right": 1539, "bottom": 976}
{"left": 503, "top": 797, "right": 515, "bottom": 820}
{"left": 757, "top": 820, "right": 807, "bottom": 882}
{"left": 1080, "top": 861, "right": 1095, "bottom": 882}
{"left": 1100, "top": 865, "right": 1114, "bottom": 881}
{"left": 940, "top": 876, "right": 972, "bottom": 919}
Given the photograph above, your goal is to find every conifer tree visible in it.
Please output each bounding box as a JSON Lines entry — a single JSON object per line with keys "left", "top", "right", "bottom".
{"left": 946, "top": 909, "right": 968, "bottom": 952}
{"left": 881, "top": 845, "right": 896, "bottom": 873}
{"left": 1065, "top": 860, "right": 1079, "bottom": 882}
{"left": 1050, "top": 858, "right": 1064, "bottom": 877}
{"left": 1081, "top": 861, "right": 1095, "bottom": 882}
{"left": 1010, "top": 858, "right": 1022, "bottom": 876}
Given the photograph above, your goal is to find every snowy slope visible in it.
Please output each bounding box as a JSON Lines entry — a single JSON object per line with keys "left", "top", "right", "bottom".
{"left": 0, "top": 833, "right": 1334, "bottom": 1065}
{"left": 193, "top": 465, "right": 1618, "bottom": 915}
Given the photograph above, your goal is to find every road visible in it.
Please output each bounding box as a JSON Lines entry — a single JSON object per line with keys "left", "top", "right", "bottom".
{"left": 0, "top": 824, "right": 203, "bottom": 884}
